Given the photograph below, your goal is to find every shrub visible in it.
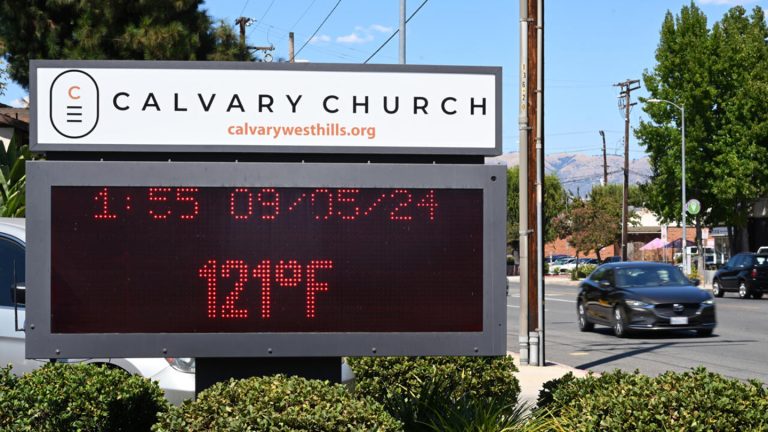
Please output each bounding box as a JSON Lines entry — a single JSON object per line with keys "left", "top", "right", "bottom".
{"left": 0, "top": 363, "right": 168, "bottom": 432}
{"left": 537, "top": 367, "right": 768, "bottom": 431}
{"left": 571, "top": 263, "right": 597, "bottom": 280}
{"left": 348, "top": 356, "right": 520, "bottom": 430}
{"left": 153, "top": 374, "right": 401, "bottom": 432}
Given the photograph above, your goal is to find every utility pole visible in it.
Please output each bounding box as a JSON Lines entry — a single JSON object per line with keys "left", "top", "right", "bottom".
{"left": 518, "top": 0, "right": 530, "bottom": 366}
{"left": 599, "top": 130, "right": 608, "bottom": 186}
{"left": 400, "top": 0, "right": 406, "bottom": 64}
{"left": 519, "top": 0, "right": 543, "bottom": 367}
{"left": 534, "top": 0, "right": 545, "bottom": 367}
{"left": 289, "top": 32, "right": 295, "bottom": 63}
{"left": 614, "top": 79, "right": 640, "bottom": 261}
{"left": 235, "top": 17, "right": 252, "bottom": 61}
{"left": 236, "top": 17, "right": 275, "bottom": 62}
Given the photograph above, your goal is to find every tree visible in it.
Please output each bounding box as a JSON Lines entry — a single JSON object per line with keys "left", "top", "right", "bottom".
{"left": 568, "top": 185, "right": 632, "bottom": 261}
{"left": 506, "top": 166, "right": 567, "bottom": 251}
{"left": 637, "top": 3, "right": 768, "bottom": 253}
{"left": 0, "top": 0, "right": 247, "bottom": 88}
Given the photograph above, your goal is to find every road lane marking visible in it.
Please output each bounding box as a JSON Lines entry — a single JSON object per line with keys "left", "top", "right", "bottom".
{"left": 569, "top": 352, "right": 590, "bottom": 356}
{"left": 545, "top": 298, "right": 576, "bottom": 303}
{"left": 508, "top": 294, "right": 576, "bottom": 303}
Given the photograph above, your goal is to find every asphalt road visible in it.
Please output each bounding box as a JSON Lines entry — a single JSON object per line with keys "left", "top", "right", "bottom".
{"left": 507, "top": 278, "right": 768, "bottom": 384}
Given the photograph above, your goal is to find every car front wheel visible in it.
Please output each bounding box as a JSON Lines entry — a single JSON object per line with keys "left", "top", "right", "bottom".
{"left": 738, "top": 281, "right": 751, "bottom": 299}
{"left": 697, "top": 328, "right": 714, "bottom": 337}
{"left": 613, "top": 306, "right": 629, "bottom": 338}
{"left": 712, "top": 280, "right": 724, "bottom": 298}
{"left": 577, "top": 302, "right": 594, "bottom": 332}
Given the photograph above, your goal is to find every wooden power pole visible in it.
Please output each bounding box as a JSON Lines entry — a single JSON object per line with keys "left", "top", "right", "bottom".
{"left": 613, "top": 79, "right": 640, "bottom": 261}
{"left": 599, "top": 130, "right": 607, "bottom": 185}
{"left": 289, "top": 32, "right": 295, "bottom": 63}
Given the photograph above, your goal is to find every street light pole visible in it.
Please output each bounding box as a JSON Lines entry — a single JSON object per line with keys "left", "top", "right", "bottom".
{"left": 648, "top": 98, "right": 686, "bottom": 273}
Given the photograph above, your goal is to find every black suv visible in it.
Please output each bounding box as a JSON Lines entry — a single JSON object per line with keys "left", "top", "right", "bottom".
{"left": 712, "top": 253, "right": 768, "bottom": 299}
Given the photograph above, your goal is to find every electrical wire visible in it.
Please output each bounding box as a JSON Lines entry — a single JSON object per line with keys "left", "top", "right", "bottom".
{"left": 292, "top": 0, "right": 343, "bottom": 61}
{"left": 290, "top": 0, "right": 319, "bottom": 31}
{"left": 247, "top": 0, "right": 278, "bottom": 37}
{"left": 363, "top": 0, "right": 429, "bottom": 64}
{"left": 238, "top": 0, "right": 251, "bottom": 18}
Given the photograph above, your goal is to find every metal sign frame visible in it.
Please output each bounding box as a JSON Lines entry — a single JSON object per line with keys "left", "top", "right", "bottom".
{"left": 30, "top": 60, "right": 502, "bottom": 156}
{"left": 26, "top": 161, "right": 506, "bottom": 358}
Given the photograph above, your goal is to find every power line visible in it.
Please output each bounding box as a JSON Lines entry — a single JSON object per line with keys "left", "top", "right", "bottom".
{"left": 363, "top": 0, "right": 429, "bottom": 64}
{"left": 292, "top": 0, "right": 343, "bottom": 61}
{"left": 290, "top": 0, "right": 319, "bottom": 31}
{"left": 247, "top": 0, "right": 278, "bottom": 37}
{"left": 238, "top": 0, "right": 251, "bottom": 18}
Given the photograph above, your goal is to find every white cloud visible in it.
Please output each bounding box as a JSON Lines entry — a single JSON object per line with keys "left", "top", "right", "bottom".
{"left": 11, "top": 98, "right": 28, "bottom": 108}
{"left": 697, "top": 0, "right": 756, "bottom": 5}
{"left": 309, "top": 34, "right": 331, "bottom": 44}
{"left": 336, "top": 33, "right": 373, "bottom": 44}
{"left": 334, "top": 24, "right": 391, "bottom": 45}
{"left": 369, "top": 24, "right": 392, "bottom": 33}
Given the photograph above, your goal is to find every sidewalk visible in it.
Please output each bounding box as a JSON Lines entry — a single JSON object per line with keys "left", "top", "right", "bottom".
{"left": 508, "top": 352, "right": 592, "bottom": 406}
{"left": 506, "top": 276, "right": 588, "bottom": 405}
{"left": 507, "top": 275, "right": 582, "bottom": 286}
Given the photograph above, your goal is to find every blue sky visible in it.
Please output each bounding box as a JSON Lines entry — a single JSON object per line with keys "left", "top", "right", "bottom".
{"left": 2, "top": 0, "right": 764, "bottom": 157}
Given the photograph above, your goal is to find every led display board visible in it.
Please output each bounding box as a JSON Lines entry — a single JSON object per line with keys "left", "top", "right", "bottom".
{"left": 26, "top": 161, "right": 506, "bottom": 358}
{"left": 30, "top": 60, "right": 501, "bottom": 155}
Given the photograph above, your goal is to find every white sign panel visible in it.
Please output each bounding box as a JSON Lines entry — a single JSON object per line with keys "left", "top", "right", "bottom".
{"left": 31, "top": 61, "right": 501, "bottom": 155}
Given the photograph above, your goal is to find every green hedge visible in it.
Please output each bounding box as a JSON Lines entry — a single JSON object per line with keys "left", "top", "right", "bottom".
{"left": 153, "top": 374, "right": 401, "bottom": 432}
{"left": 537, "top": 367, "right": 768, "bottom": 431}
{"left": 571, "top": 263, "right": 597, "bottom": 280}
{"left": 0, "top": 363, "right": 168, "bottom": 432}
{"left": 348, "top": 356, "right": 520, "bottom": 430}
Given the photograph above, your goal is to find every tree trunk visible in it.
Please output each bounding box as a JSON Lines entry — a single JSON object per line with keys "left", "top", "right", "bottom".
{"left": 727, "top": 225, "right": 735, "bottom": 257}
{"left": 739, "top": 226, "right": 750, "bottom": 253}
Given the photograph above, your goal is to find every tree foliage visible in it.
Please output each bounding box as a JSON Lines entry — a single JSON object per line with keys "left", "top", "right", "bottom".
{"left": 0, "top": 0, "right": 247, "bottom": 88}
{"left": 506, "top": 166, "right": 567, "bottom": 249}
{"left": 637, "top": 3, "right": 768, "bottom": 235}
{"left": 570, "top": 185, "right": 629, "bottom": 260}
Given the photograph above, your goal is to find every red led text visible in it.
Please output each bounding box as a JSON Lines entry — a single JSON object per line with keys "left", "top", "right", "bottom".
{"left": 198, "top": 258, "right": 334, "bottom": 320}
{"left": 92, "top": 187, "right": 438, "bottom": 222}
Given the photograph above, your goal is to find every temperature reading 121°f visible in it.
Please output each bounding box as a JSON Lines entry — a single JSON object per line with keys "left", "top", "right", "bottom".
{"left": 91, "top": 187, "right": 439, "bottom": 223}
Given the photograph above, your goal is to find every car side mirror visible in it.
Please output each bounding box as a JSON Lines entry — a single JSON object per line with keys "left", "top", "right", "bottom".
{"left": 599, "top": 280, "right": 612, "bottom": 289}
{"left": 12, "top": 283, "right": 24, "bottom": 306}
{"left": 689, "top": 278, "right": 701, "bottom": 287}
{"left": 13, "top": 284, "right": 25, "bottom": 332}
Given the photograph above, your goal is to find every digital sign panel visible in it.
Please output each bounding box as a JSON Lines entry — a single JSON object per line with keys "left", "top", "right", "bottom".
{"left": 27, "top": 161, "right": 506, "bottom": 358}
{"left": 50, "top": 186, "right": 482, "bottom": 333}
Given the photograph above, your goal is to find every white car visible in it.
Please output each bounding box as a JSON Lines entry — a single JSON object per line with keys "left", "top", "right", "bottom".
{"left": 549, "top": 257, "right": 575, "bottom": 274}
{"left": 556, "top": 258, "right": 599, "bottom": 274}
{"left": 0, "top": 218, "right": 194, "bottom": 404}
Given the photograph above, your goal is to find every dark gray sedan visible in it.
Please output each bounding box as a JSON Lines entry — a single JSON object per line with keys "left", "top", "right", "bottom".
{"left": 577, "top": 262, "right": 716, "bottom": 337}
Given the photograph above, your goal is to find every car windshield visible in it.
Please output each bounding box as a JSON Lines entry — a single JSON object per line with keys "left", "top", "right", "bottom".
{"left": 614, "top": 266, "right": 689, "bottom": 288}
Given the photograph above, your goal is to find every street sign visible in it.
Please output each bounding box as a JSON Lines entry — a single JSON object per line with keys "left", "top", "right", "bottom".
{"left": 686, "top": 199, "right": 701, "bottom": 215}
{"left": 31, "top": 60, "right": 501, "bottom": 156}
{"left": 26, "top": 161, "right": 507, "bottom": 358}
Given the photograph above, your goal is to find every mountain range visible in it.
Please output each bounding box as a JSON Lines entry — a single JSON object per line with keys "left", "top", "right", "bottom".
{"left": 487, "top": 152, "right": 652, "bottom": 197}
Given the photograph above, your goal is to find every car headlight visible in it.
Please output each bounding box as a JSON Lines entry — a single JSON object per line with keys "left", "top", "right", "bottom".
{"left": 625, "top": 299, "right": 651, "bottom": 308}
{"left": 702, "top": 298, "right": 715, "bottom": 305}
{"left": 165, "top": 357, "right": 195, "bottom": 374}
